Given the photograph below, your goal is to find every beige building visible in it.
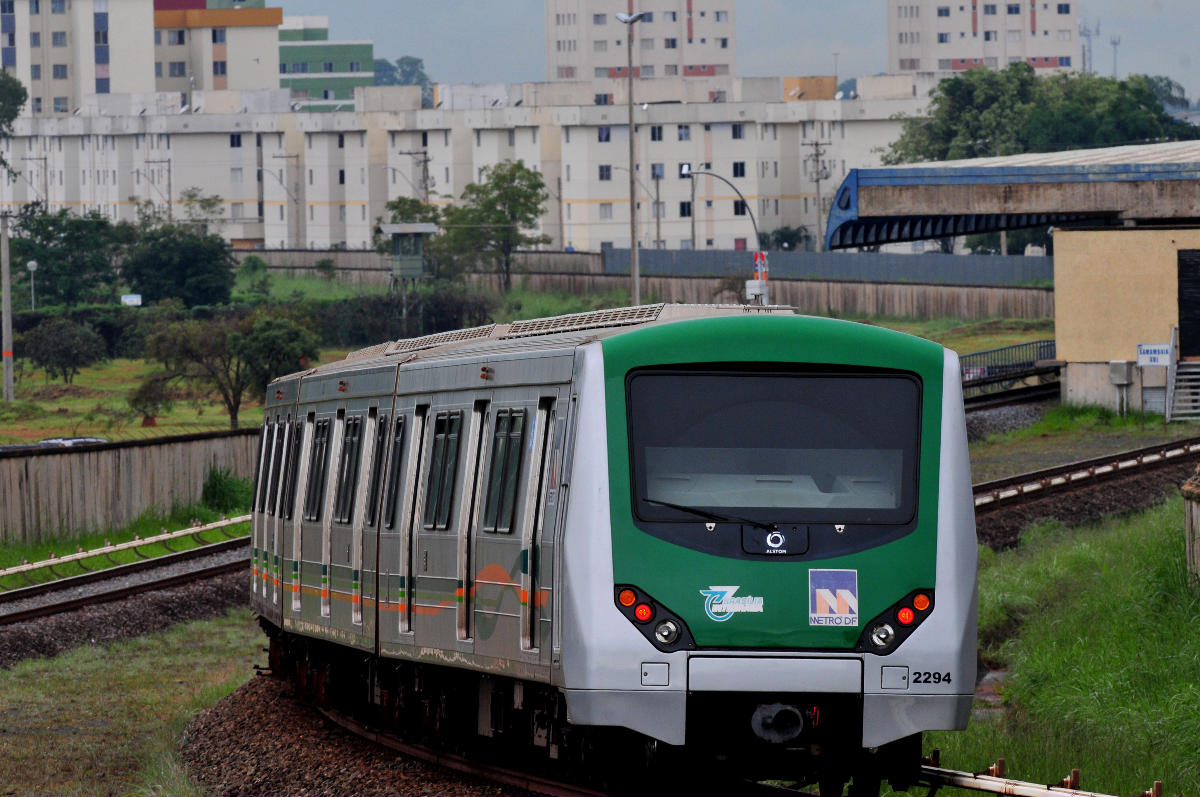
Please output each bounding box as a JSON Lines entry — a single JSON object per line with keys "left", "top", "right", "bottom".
{"left": 887, "top": 0, "right": 1079, "bottom": 74}
{"left": 0, "top": 76, "right": 925, "bottom": 252}
{"left": 545, "top": 0, "right": 735, "bottom": 81}
{"left": 152, "top": 6, "right": 282, "bottom": 97}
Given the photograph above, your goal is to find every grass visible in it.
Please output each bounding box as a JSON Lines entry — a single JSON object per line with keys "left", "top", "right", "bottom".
{"left": 232, "top": 270, "right": 390, "bottom": 303}
{"left": 492, "top": 284, "right": 631, "bottom": 323}
{"left": 969, "top": 404, "right": 1189, "bottom": 483}
{"left": 861, "top": 316, "right": 1055, "bottom": 356}
{"left": 920, "top": 497, "right": 1200, "bottom": 795}
{"left": 0, "top": 609, "right": 263, "bottom": 797}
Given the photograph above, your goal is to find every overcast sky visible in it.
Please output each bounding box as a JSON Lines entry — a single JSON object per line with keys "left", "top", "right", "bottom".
{"left": 280, "top": 0, "right": 1200, "bottom": 103}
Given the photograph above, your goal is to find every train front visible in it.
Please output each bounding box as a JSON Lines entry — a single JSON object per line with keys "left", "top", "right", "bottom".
{"left": 558, "top": 314, "right": 977, "bottom": 786}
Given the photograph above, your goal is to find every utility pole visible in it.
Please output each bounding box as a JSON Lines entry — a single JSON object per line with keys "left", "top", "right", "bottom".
{"left": 1079, "top": 19, "right": 1100, "bottom": 74}
{"left": 654, "top": 174, "right": 661, "bottom": 249}
{"left": 2, "top": 214, "right": 13, "bottom": 402}
{"left": 271, "top": 154, "right": 300, "bottom": 248}
{"left": 801, "top": 140, "right": 832, "bottom": 252}
{"left": 146, "top": 158, "right": 172, "bottom": 220}
{"left": 397, "top": 150, "right": 432, "bottom": 203}
{"left": 689, "top": 166, "right": 697, "bottom": 251}
{"left": 626, "top": 29, "right": 640, "bottom": 304}
{"left": 1109, "top": 35, "right": 1121, "bottom": 79}
{"left": 22, "top": 156, "right": 48, "bottom": 207}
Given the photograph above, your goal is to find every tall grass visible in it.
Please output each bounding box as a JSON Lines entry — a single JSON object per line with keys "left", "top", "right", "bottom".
{"left": 923, "top": 497, "right": 1200, "bottom": 794}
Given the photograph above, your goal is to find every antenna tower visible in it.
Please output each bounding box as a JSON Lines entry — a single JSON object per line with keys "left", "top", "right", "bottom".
{"left": 1109, "top": 35, "right": 1121, "bottom": 79}
{"left": 1078, "top": 19, "right": 1099, "bottom": 74}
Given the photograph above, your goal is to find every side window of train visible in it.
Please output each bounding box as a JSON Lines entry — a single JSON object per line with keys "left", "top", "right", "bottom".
{"left": 303, "top": 418, "right": 332, "bottom": 522}
{"left": 382, "top": 416, "right": 409, "bottom": 529}
{"left": 423, "top": 410, "right": 463, "bottom": 530}
{"left": 364, "top": 415, "right": 391, "bottom": 527}
{"left": 266, "top": 417, "right": 287, "bottom": 516}
{"left": 253, "top": 421, "right": 271, "bottom": 512}
{"left": 332, "top": 414, "right": 364, "bottom": 525}
{"left": 283, "top": 420, "right": 303, "bottom": 520}
{"left": 483, "top": 408, "right": 526, "bottom": 534}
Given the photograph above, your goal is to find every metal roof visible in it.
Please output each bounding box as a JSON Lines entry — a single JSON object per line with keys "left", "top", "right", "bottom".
{"left": 825, "top": 140, "right": 1200, "bottom": 250}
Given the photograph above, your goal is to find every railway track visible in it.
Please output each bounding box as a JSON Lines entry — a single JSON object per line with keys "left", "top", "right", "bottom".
{"left": 964, "top": 381, "right": 1060, "bottom": 413}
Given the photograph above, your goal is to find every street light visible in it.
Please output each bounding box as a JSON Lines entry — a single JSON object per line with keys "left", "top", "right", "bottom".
{"left": 26, "top": 260, "right": 37, "bottom": 311}
{"left": 682, "top": 164, "right": 760, "bottom": 252}
{"left": 618, "top": 10, "right": 647, "bottom": 305}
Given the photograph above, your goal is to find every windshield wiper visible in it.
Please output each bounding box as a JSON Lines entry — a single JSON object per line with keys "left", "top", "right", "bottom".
{"left": 643, "top": 498, "right": 777, "bottom": 531}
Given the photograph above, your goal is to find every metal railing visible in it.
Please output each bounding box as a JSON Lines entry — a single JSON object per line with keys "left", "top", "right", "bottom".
{"left": 960, "top": 339, "right": 1057, "bottom": 384}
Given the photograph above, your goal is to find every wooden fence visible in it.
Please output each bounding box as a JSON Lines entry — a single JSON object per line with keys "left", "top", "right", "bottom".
{"left": 0, "top": 429, "right": 259, "bottom": 544}
{"left": 476, "top": 273, "right": 1054, "bottom": 321}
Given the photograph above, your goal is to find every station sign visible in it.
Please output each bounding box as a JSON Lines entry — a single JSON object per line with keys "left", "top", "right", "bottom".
{"left": 1136, "top": 343, "right": 1170, "bottom": 366}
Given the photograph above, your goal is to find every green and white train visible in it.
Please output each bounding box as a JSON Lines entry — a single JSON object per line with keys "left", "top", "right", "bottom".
{"left": 250, "top": 304, "right": 977, "bottom": 792}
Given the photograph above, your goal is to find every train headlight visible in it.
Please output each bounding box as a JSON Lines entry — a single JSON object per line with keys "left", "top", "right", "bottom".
{"left": 869, "top": 622, "right": 895, "bottom": 649}
{"left": 654, "top": 619, "right": 680, "bottom": 645}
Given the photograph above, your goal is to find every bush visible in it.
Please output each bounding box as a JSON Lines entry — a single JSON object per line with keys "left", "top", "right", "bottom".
{"left": 21, "top": 317, "right": 108, "bottom": 383}
{"left": 200, "top": 466, "right": 253, "bottom": 514}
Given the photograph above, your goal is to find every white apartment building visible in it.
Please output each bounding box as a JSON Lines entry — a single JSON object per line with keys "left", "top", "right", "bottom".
{"left": 0, "top": 78, "right": 926, "bottom": 252}
{"left": 545, "top": 0, "right": 735, "bottom": 81}
{"left": 887, "top": 0, "right": 1079, "bottom": 74}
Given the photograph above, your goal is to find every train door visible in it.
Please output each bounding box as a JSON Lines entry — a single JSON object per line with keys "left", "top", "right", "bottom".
{"left": 377, "top": 400, "right": 426, "bottom": 651}
{"left": 250, "top": 418, "right": 273, "bottom": 617}
{"left": 471, "top": 392, "right": 559, "bottom": 664}
{"left": 411, "top": 397, "right": 486, "bottom": 647}
{"left": 267, "top": 412, "right": 302, "bottom": 628}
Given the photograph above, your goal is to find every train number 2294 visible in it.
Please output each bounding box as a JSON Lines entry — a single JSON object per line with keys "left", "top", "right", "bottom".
{"left": 912, "top": 671, "right": 952, "bottom": 684}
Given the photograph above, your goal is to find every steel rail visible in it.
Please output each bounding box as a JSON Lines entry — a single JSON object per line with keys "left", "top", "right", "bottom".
{"left": 920, "top": 753, "right": 1162, "bottom": 797}
{"left": 973, "top": 435, "right": 1200, "bottom": 509}
{"left": 0, "top": 556, "right": 245, "bottom": 626}
{"left": 0, "top": 537, "right": 249, "bottom": 607}
{"left": 964, "top": 381, "right": 1060, "bottom": 413}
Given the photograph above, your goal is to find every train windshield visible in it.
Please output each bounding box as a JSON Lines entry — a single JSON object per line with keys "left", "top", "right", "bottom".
{"left": 627, "top": 370, "right": 920, "bottom": 526}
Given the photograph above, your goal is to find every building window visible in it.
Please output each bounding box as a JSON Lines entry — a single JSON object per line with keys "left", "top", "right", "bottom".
{"left": 597, "top": 126, "right": 612, "bottom": 142}
{"left": 1007, "top": 3, "right": 1020, "bottom": 12}
{"left": 984, "top": 30, "right": 997, "bottom": 40}
{"left": 94, "top": 29, "right": 108, "bottom": 45}
{"left": 732, "top": 161, "right": 745, "bottom": 178}
{"left": 641, "top": 11, "right": 653, "bottom": 21}
{"left": 650, "top": 125, "right": 663, "bottom": 141}
{"left": 731, "top": 123, "right": 744, "bottom": 139}
{"left": 155, "top": 61, "right": 162, "bottom": 77}
{"left": 212, "top": 28, "right": 226, "bottom": 44}
{"left": 664, "top": 37, "right": 677, "bottom": 49}
{"left": 323, "top": 61, "right": 334, "bottom": 72}
{"left": 349, "top": 60, "right": 361, "bottom": 71}
{"left": 51, "top": 0, "right": 64, "bottom": 11}
{"left": 30, "top": 31, "right": 40, "bottom": 47}
{"left": 169, "top": 61, "right": 186, "bottom": 76}
{"left": 53, "top": 96, "right": 67, "bottom": 112}
{"left": 937, "top": 5, "right": 951, "bottom": 14}
{"left": 31, "top": 64, "right": 41, "bottom": 80}
{"left": 593, "top": 39, "right": 607, "bottom": 52}
{"left": 31, "top": 97, "right": 42, "bottom": 113}
{"left": 279, "top": 62, "right": 287, "bottom": 74}
{"left": 338, "top": 169, "right": 345, "bottom": 185}
{"left": 595, "top": 93, "right": 611, "bottom": 105}
{"left": 291, "top": 62, "right": 308, "bottom": 73}
{"left": 599, "top": 164, "right": 612, "bottom": 181}
{"left": 337, "top": 133, "right": 345, "bottom": 148}
{"left": 641, "top": 37, "right": 653, "bottom": 50}
{"left": 29, "top": 0, "right": 38, "bottom": 11}
{"left": 168, "top": 29, "right": 185, "bottom": 45}
{"left": 52, "top": 64, "right": 67, "bottom": 79}
{"left": 593, "top": 13, "right": 606, "bottom": 24}
{"left": 1057, "top": 2, "right": 1070, "bottom": 11}
{"left": 715, "top": 10, "right": 729, "bottom": 21}
{"left": 938, "top": 32, "right": 950, "bottom": 42}
{"left": 983, "top": 3, "right": 997, "bottom": 12}
{"left": 679, "top": 201, "right": 692, "bottom": 218}
{"left": 51, "top": 31, "right": 66, "bottom": 46}
{"left": 733, "top": 200, "right": 747, "bottom": 216}
{"left": 230, "top": 133, "right": 242, "bottom": 148}
{"left": 230, "top": 167, "right": 243, "bottom": 183}
{"left": 1059, "top": 55, "right": 1072, "bottom": 66}
{"left": 213, "top": 61, "right": 227, "bottom": 76}
{"left": 1007, "top": 29, "right": 1022, "bottom": 41}
{"left": 664, "top": 11, "right": 677, "bottom": 21}
{"left": 599, "top": 202, "right": 613, "bottom": 220}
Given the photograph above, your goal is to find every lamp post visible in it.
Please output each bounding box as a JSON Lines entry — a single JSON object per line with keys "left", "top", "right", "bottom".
{"left": 617, "top": 10, "right": 646, "bottom": 305}
{"left": 26, "top": 260, "right": 37, "bottom": 311}
{"left": 683, "top": 164, "right": 760, "bottom": 251}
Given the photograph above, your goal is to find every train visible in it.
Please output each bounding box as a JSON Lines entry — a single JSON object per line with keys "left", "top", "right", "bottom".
{"left": 249, "top": 303, "right": 978, "bottom": 794}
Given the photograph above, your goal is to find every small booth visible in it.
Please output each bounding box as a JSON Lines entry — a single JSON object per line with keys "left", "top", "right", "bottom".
{"left": 377, "top": 223, "right": 439, "bottom": 282}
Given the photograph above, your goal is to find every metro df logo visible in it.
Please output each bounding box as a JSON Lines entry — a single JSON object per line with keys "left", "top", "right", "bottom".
{"left": 809, "top": 569, "right": 859, "bottom": 627}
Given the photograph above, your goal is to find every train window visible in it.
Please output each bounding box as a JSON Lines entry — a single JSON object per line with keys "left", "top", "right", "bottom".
{"left": 332, "top": 415, "right": 364, "bottom": 524}
{"left": 482, "top": 408, "right": 526, "bottom": 533}
{"left": 303, "top": 418, "right": 332, "bottom": 522}
{"left": 628, "top": 370, "right": 920, "bottom": 528}
{"left": 364, "top": 415, "right": 391, "bottom": 527}
{"left": 382, "top": 416, "right": 408, "bottom": 528}
{"left": 253, "top": 421, "right": 271, "bottom": 512}
{"left": 283, "top": 420, "right": 303, "bottom": 520}
{"left": 423, "top": 410, "right": 463, "bottom": 530}
{"left": 266, "top": 419, "right": 287, "bottom": 516}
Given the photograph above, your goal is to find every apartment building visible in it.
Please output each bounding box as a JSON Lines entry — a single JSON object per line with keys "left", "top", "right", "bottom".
{"left": 278, "top": 16, "right": 374, "bottom": 112}
{"left": 0, "top": 76, "right": 926, "bottom": 251}
{"left": 887, "top": 0, "right": 1079, "bottom": 74}
{"left": 4, "top": 0, "right": 156, "bottom": 116}
{"left": 545, "top": 0, "right": 735, "bottom": 81}
{"left": 153, "top": 0, "right": 281, "bottom": 96}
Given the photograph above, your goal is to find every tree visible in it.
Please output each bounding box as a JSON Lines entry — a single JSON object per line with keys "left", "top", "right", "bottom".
{"left": 178, "top": 186, "right": 226, "bottom": 234}
{"left": 0, "top": 71, "right": 28, "bottom": 173}
{"left": 10, "top": 207, "right": 123, "bottom": 306}
{"left": 142, "top": 312, "right": 318, "bottom": 429}
{"left": 374, "top": 56, "right": 434, "bottom": 106}
{"left": 441, "top": 160, "right": 550, "bottom": 292}
{"left": 883, "top": 64, "right": 1200, "bottom": 165}
{"left": 1140, "top": 75, "right": 1188, "bottom": 110}
{"left": 21, "top": 317, "right": 107, "bottom": 384}
{"left": 122, "top": 224, "right": 236, "bottom": 307}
